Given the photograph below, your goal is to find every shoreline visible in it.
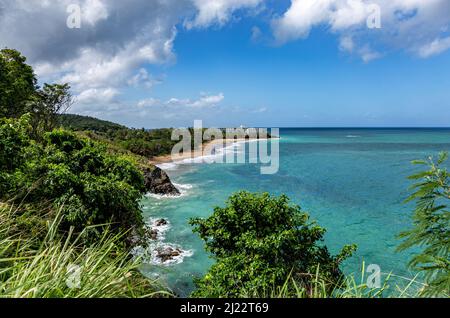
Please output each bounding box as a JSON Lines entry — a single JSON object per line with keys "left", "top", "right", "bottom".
{"left": 149, "top": 138, "right": 266, "bottom": 165}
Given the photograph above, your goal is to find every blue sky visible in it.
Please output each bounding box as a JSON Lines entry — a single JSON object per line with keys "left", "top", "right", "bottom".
{"left": 1, "top": 0, "right": 450, "bottom": 128}
{"left": 153, "top": 22, "right": 450, "bottom": 127}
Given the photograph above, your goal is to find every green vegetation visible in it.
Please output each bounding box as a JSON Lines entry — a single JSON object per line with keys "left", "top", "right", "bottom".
{"left": 1, "top": 47, "right": 448, "bottom": 299}
{"left": 57, "top": 114, "right": 274, "bottom": 160}
{"left": 248, "top": 262, "right": 425, "bottom": 298}
{"left": 0, "top": 115, "right": 146, "bottom": 242}
{"left": 398, "top": 152, "right": 450, "bottom": 296}
{"left": 0, "top": 49, "right": 72, "bottom": 139}
{"left": 57, "top": 114, "right": 126, "bottom": 133}
{"left": 190, "top": 192, "right": 357, "bottom": 297}
{"left": 58, "top": 114, "right": 182, "bottom": 158}
{"left": 0, "top": 48, "right": 164, "bottom": 298}
{"left": 0, "top": 49, "right": 37, "bottom": 118}
{"left": 0, "top": 205, "right": 168, "bottom": 298}
{"left": 189, "top": 190, "right": 447, "bottom": 298}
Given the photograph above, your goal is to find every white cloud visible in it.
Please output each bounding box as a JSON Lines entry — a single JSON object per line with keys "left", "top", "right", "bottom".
{"left": 82, "top": 0, "right": 109, "bottom": 26}
{"left": 272, "top": 0, "right": 450, "bottom": 60}
{"left": 0, "top": 0, "right": 181, "bottom": 98}
{"left": 77, "top": 87, "right": 120, "bottom": 105}
{"left": 339, "top": 36, "right": 355, "bottom": 52}
{"left": 128, "top": 68, "right": 162, "bottom": 88}
{"left": 138, "top": 93, "right": 224, "bottom": 110}
{"left": 359, "top": 45, "right": 382, "bottom": 62}
{"left": 137, "top": 98, "right": 160, "bottom": 108}
{"left": 188, "top": 93, "right": 225, "bottom": 108}
{"left": 417, "top": 36, "right": 450, "bottom": 58}
{"left": 251, "top": 26, "right": 263, "bottom": 43}
{"left": 186, "top": 0, "right": 264, "bottom": 28}
{"left": 0, "top": 0, "right": 258, "bottom": 120}
{"left": 272, "top": 0, "right": 332, "bottom": 42}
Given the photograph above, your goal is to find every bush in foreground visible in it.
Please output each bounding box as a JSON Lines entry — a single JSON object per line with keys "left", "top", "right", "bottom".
{"left": 190, "top": 191, "right": 357, "bottom": 297}
{"left": 398, "top": 152, "right": 450, "bottom": 297}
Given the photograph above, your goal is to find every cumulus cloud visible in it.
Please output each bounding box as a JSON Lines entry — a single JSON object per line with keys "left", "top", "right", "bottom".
{"left": 186, "top": 0, "right": 264, "bottom": 28}
{"left": 0, "top": 1, "right": 180, "bottom": 63}
{"left": 93, "top": 93, "right": 227, "bottom": 127}
{"left": 186, "top": 92, "right": 225, "bottom": 108}
{"left": 339, "top": 36, "right": 355, "bottom": 52}
{"left": 0, "top": 0, "right": 263, "bottom": 125}
{"left": 138, "top": 92, "right": 224, "bottom": 110}
{"left": 272, "top": 0, "right": 450, "bottom": 60}
{"left": 82, "top": 0, "right": 108, "bottom": 26}
{"left": 0, "top": 0, "right": 185, "bottom": 97}
{"left": 75, "top": 87, "right": 120, "bottom": 109}
{"left": 127, "top": 68, "right": 162, "bottom": 89}
{"left": 417, "top": 36, "right": 450, "bottom": 58}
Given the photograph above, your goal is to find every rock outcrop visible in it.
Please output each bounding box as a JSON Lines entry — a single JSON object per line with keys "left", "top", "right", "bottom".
{"left": 149, "top": 229, "right": 158, "bottom": 240}
{"left": 155, "top": 218, "right": 168, "bottom": 226}
{"left": 142, "top": 166, "right": 180, "bottom": 195}
{"left": 156, "top": 246, "right": 182, "bottom": 262}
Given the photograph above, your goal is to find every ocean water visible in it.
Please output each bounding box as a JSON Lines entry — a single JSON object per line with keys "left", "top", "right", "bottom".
{"left": 139, "top": 128, "right": 450, "bottom": 296}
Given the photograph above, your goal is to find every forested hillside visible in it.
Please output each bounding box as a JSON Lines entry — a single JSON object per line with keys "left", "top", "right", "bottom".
{"left": 58, "top": 113, "right": 181, "bottom": 158}
{"left": 57, "top": 114, "right": 126, "bottom": 132}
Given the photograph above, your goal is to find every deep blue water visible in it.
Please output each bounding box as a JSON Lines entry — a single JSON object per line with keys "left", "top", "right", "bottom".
{"left": 139, "top": 128, "right": 450, "bottom": 296}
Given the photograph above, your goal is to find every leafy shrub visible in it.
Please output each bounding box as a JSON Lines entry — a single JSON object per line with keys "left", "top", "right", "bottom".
{"left": 0, "top": 115, "right": 31, "bottom": 171}
{"left": 190, "top": 191, "right": 357, "bottom": 297}
{"left": 398, "top": 152, "right": 450, "bottom": 296}
{"left": 0, "top": 115, "right": 32, "bottom": 196}
{"left": 0, "top": 116, "right": 146, "bottom": 242}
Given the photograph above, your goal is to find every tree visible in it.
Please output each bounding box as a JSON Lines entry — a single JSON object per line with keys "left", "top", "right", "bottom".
{"left": 28, "top": 83, "right": 73, "bottom": 138}
{"left": 190, "top": 191, "right": 357, "bottom": 297}
{"left": 398, "top": 152, "right": 450, "bottom": 296}
{"left": 0, "top": 48, "right": 72, "bottom": 137}
{"left": 0, "top": 49, "right": 37, "bottom": 118}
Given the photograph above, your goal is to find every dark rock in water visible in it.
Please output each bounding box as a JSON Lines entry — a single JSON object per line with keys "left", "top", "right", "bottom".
{"left": 143, "top": 166, "right": 180, "bottom": 195}
{"left": 150, "top": 229, "right": 158, "bottom": 240}
{"left": 155, "top": 219, "right": 168, "bottom": 226}
{"left": 156, "top": 246, "right": 182, "bottom": 262}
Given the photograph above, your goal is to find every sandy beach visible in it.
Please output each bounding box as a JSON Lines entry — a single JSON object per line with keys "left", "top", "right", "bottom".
{"left": 149, "top": 138, "right": 263, "bottom": 165}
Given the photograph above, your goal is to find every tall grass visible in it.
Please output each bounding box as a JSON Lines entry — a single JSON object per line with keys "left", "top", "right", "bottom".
{"left": 241, "top": 263, "right": 437, "bottom": 298}
{"left": 1, "top": 203, "right": 445, "bottom": 298}
{"left": 0, "top": 204, "right": 170, "bottom": 298}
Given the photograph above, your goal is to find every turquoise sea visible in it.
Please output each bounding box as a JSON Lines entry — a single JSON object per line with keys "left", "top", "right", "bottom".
{"left": 139, "top": 128, "right": 450, "bottom": 296}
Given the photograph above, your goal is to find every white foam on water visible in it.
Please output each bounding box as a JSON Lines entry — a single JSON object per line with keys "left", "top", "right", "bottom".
{"left": 147, "top": 217, "right": 171, "bottom": 241}
{"left": 132, "top": 218, "right": 193, "bottom": 266}
{"left": 156, "top": 162, "right": 178, "bottom": 171}
{"left": 173, "top": 183, "right": 193, "bottom": 190}
{"left": 145, "top": 182, "right": 193, "bottom": 200}
{"left": 133, "top": 242, "right": 194, "bottom": 266}
{"left": 346, "top": 135, "right": 361, "bottom": 138}
{"left": 145, "top": 192, "right": 184, "bottom": 200}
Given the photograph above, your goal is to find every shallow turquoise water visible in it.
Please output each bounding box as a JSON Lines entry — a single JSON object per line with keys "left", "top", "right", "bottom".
{"left": 140, "top": 128, "right": 450, "bottom": 296}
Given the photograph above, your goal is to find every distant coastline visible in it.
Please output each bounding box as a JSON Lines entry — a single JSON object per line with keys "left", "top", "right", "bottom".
{"left": 149, "top": 137, "right": 269, "bottom": 165}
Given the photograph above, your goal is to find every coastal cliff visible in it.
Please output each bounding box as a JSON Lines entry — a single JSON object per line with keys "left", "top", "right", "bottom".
{"left": 142, "top": 166, "right": 180, "bottom": 196}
